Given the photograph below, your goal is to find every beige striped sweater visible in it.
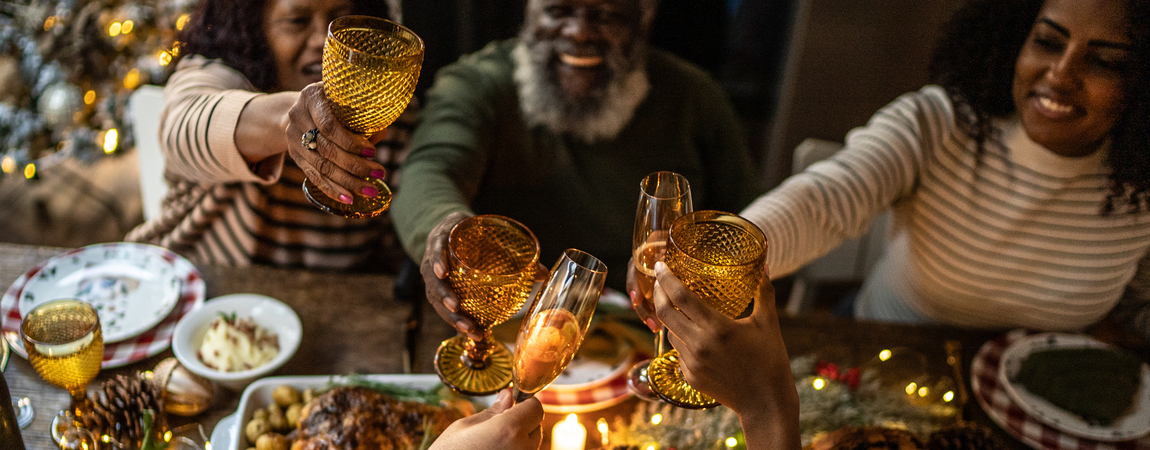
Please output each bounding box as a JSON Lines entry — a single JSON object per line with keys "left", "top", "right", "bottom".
{"left": 125, "top": 55, "right": 414, "bottom": 272}
{"left": 745, "top": 86, "right": 1150, "bottom": 336}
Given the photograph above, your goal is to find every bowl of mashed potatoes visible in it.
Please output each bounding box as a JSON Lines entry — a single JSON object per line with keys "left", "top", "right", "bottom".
{"left": 173, "top": 293, "right": 302, "bottom": 391}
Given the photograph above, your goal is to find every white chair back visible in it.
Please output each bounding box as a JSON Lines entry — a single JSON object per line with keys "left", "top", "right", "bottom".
{"left": 128, "top": 85, "right": 167, "bottom": 222}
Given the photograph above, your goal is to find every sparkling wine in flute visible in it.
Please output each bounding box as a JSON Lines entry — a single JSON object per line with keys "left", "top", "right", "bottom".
{"left": 512, "top": 309, "right": 583, "bottom": 394}
{"left": 511, "top": 249, "right": 606, "bottom": 402}
{"left": 633, "top": 234, "right": 668, "bottom": 278}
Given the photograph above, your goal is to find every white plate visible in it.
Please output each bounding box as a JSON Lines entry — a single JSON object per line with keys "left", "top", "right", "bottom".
{"left": 213, "top": 374, "right": 490, "bottom": 450}
{"left": 998, "top": 332, "right": 1150, "bottom": 442}
{"left": 17, "top": 243, "right": 183, "bottom": 343}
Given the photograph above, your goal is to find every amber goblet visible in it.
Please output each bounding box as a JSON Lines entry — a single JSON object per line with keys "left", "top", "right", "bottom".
{"left": 647, "top": 210, "right": 766, "bottom": 409}
{"left": 20, "top": 299, "right": 104, "bottom": 444}
{"left": 435, "top": 215, "right": 541, "bottom": 396}
{"left": 302, "top": 15, "right": 424, "bottom": 218}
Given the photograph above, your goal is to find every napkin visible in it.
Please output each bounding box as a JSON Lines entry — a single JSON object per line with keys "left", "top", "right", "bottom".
{"left": 1012, "top": 347, "right": 1143, "bottom": 425}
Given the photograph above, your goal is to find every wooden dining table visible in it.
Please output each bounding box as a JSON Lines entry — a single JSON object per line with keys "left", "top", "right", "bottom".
{"left": 2, "top": 241, "right": 1147, "bottom": 450}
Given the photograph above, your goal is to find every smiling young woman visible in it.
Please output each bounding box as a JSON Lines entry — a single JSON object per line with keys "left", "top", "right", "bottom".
{"left": 632, "top": 0, "right": 1150, "bottom": 338}
{"left": 932, "top": 0, "right": 1149, "bottom": 213}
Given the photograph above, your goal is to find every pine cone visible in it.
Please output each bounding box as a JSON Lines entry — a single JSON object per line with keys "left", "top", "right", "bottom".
{"left": 926, "top": 424, "right": 1006, "bottom": 450}
{"left": 79, "top": 373, "right": 166, "bottom": 448}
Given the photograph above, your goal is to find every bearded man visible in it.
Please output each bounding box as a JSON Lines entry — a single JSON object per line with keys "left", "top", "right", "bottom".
{"left": 391, "top": 0, "right": 758, "bottom": 337}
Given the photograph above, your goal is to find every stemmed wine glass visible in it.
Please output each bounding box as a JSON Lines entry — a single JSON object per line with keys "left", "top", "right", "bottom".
{"left": 302, "top": 15, "right": 424, "bottom": 218}
{"left": 646, "top": 210, "right": 766, "bottom": 409}
{"left": 512, "top": 249, "right": 607, "bottom": 402}
{"left": 435, "top": 215, "right": 541, "bottom": 396}
{"left": 20, "top": 299, "right": 104, "bottom": 444}
{"left": 626, "top": 171, "right": 692, "bottom": 401}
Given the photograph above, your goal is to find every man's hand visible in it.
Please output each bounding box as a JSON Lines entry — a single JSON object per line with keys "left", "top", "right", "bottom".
{"left": 429, "top": 389, "right": 544, "bottom": 450}
{"left": 421, "top": 212, "right": 481, "bottom": 339}
{"left": 652, "top": 261, "right": 800, "bottom": 450}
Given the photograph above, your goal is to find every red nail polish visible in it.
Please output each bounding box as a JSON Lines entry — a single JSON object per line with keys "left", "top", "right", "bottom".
{"left": 362, "top": 148, "right": 376, "bottom": 157}
{"left": 362, "top": 187, "right": 378, "bottom": 197}
{"left": 338, "top": 194, "right": 353, "bottom": 204}
{"left": 370, "top": 170, "right": 385, "bottom": 179}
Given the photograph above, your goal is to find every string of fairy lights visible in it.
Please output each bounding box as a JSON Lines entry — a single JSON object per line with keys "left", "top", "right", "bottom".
{"left": 0, "top": 0, "right": 196, "bottom": 181}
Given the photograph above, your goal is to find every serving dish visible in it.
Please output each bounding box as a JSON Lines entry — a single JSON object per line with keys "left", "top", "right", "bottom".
{"left": 172, "top": 294, "right": 301, "bottom": 391}
{"left": 210, "top": 374, "right": 482, "bottom": 450}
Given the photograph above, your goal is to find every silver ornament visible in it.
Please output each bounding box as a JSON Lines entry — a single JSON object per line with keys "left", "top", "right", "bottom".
{"left": 36, "top": 82, "right": 84, "bottom": 129}
{"left": 153, "top": 357, "right": 217, "bottom": 416}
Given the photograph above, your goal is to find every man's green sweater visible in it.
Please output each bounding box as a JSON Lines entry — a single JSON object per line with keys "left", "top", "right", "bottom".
{"left": 392, "top": 40, "right": 759, "bottom": 289}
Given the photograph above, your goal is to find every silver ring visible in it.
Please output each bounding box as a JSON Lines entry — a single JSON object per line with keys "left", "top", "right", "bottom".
{"left": 301, "top": 128, "right": 319, "bottom": 151}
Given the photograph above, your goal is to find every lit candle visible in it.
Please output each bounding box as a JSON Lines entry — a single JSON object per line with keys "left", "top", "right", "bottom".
{"left": 551, "top": 414, "right": 587, "bottom": 450}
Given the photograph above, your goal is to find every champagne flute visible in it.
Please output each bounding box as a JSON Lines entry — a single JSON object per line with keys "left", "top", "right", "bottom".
{"left": 512, "top": 249, "right": 607, "bottom": 402}
{"left": 435, "top": 215, "right": 541, "bottom": 396}
{"left": 302, "top": 15, "right": 424, "bottom": 218}
{"left": 626, "top": 172, "right": 692, "bottom": 401}
{"left": 647, "top": 210, "right": 766, "bottom": 409}
{"left": 20, "top": 299, "right": 104, "bottom": 444}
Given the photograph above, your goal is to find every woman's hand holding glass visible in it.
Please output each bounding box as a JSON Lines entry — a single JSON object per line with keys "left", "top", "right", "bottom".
{"left": 285, "top": 82, "right": 390, "bottom": 209}
{"left": 651, "top": 262, "right": 801, "bottom": 450}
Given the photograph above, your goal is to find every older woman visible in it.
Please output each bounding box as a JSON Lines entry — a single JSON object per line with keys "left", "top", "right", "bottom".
{"left": 126, "top": 0, "right": 414, "bottom": 271}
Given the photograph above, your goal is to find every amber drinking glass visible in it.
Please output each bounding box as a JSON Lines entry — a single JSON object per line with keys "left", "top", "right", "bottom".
{"left": 626, "top": 172, "right": 692, "bottom": 401}
{"left": 302, "top": 15, "right": 424, "bottom": 218}
{"left": 647, "top": 211, "right": 766, "bottom": 409}
{"left": 20, "top": 299, "right": 104, "bottom": 444}
{"left": 435, "top": 215, "right": 541, "bottom": 396}
{"left": 512, "top": 249, "right": 607, "bottom": 402}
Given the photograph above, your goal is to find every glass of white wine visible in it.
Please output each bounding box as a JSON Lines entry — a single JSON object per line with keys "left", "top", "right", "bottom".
{"left": 20, "top": 298, "right": 103, "bottom": 445}
{"left": 512, "top": 249, "right": 607, "bottom": 402}
{"left": 626, "top": 171, "right": 692, "bottom": 401}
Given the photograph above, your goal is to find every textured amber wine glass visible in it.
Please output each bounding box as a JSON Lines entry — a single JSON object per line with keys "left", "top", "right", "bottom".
{"left": 435, "top": 215, "right": 541, "bottom": 396}
{"left": 626, "top": 171, "right": 693, "bottom": 401}
{"left": 647, "top": 210, "right": 766, "bottom": 409}
{"left": 20, "top": 299, "right": 104, "bottom": 444}
{"left": 302, "top": 15, "right": 424, "bottom": 219}
{"left": 511, "top": 249, "right": 607, "bottom": 402}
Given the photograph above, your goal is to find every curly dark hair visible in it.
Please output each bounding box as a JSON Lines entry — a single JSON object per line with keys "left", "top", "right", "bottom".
{"left": 929, "top": 0, "right": 1150, "bottom": 214}
{"left": 173, "top": 0, "right": 391, "bottom": 93}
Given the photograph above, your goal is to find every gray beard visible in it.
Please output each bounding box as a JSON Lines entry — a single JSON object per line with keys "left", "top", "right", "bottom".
{"left": 512, "top": 41, "right": 650, "bottom": 144}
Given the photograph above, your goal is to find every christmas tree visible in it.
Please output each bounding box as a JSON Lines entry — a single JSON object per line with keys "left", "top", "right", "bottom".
{"left": 0, "top": 0, "right": 198, "bottom": 179}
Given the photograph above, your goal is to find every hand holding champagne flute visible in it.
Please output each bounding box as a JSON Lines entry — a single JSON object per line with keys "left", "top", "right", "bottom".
{"left": 20, "top": 299, "right": 104, "bottom": 444}
{"left": 512, "top": 249, "right": 607, "bottom": 402}
{"left": 627, "top": 171, "right": 692, "bottom": 401}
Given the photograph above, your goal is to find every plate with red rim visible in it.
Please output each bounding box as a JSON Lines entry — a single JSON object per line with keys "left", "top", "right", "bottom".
{"left": 996, "top": 332, "right": 1150, "bottom": 442}
{"left": 532, "top": 318, "right": 646, "bottom": 413}
{"left": 2, "top": 243, "right": 205, "bottom": 368}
